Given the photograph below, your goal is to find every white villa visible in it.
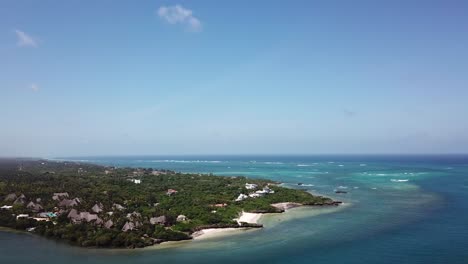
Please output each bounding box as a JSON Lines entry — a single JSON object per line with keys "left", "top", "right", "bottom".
{"left": 238, "top": 186, "right": 275, "bottom": 200}
{"left": 248, "top": 193, "right": 262, "bottom": 198}
{"left": 235, "top": 194, "right": 249, "bottom": 201}
{"left": 128, "top": 179, "right": 141, "bottom": 184}
{"left": 16, "top": 214, "right": 29, "bottom": 219}
{"left": 255, "top": 187, "right": 275, "bottom": 195}
{"left": 245, "top": 183, "right": 258, "bottom": 190}
{"left": 32, "top": 217, "right": 49, "bottom": 222}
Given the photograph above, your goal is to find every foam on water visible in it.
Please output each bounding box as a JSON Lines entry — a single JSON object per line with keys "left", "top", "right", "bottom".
{"left": 149, "top": 160, "right": 223, "bottom": 163}
{"left": 391, "top": 179, "right": 409, "bottom": 182}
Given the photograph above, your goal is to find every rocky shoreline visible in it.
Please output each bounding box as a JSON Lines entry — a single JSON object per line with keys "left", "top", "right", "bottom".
{"left": 269, "top": 201, "right": 342, "bottom": 212}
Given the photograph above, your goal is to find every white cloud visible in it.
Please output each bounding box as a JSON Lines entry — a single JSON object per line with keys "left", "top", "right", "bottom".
{"left": 157, "top": 5, "right": 202, "bottom": 32}
{"left": 14, "top": 29, "right": 38, "bottom": 47}
{"left": 30, "top": 83, "right": 39, "bottom": 92}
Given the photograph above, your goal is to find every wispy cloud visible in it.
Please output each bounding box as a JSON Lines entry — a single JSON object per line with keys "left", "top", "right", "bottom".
{"left": 157, "top": 5, "right": 202, "bottom": 32}
{"left": 343, "top": 109, "right": 356, "bottom": 118}
{"left": 30, "top": 83, "right": 39, "bottom": 92}
{"left": 14, "top": 29, "right": 38, "bottom": 47}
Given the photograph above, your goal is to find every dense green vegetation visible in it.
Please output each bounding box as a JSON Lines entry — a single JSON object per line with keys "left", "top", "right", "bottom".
{"left": 0, "top": 158, "right": 337, "bottom": 248}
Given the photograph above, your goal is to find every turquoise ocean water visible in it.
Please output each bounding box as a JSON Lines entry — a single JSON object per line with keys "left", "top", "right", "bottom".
{"left": 1, "top": 155, "right": 467, "bottom": 264}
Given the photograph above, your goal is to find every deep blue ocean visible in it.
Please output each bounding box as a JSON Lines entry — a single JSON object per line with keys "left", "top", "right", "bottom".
{"left": 1, "top": 155, "right": 467, "bottom": 264}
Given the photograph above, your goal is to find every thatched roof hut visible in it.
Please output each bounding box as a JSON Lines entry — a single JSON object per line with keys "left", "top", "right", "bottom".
{"left": 4, "top": 193, "right": 17, "bottom": 202}
{"left": 91, "top": 203, "right": 104, "bottom": 213}
{"left": 150, "top": 216, "right": 167, "bottom": 225}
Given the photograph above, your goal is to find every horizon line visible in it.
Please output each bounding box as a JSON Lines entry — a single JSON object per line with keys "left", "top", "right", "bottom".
{"left": 1, "top": 153, "right": 468, "bottom": 160}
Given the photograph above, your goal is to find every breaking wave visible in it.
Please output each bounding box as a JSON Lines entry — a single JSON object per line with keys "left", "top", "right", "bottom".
{"left": 149, "top": 160, "right": 223, "bottom": 163}
{"left": 391, "top": 179, "right": 409, "bottom": 182}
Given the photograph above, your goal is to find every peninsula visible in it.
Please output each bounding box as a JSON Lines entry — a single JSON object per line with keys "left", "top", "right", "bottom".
{"left": 0, "top": 158, "right": 340, "bottom": 248}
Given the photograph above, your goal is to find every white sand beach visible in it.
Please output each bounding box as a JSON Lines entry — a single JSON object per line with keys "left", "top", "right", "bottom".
{"left": 192, "top": 211, "right": 263, "bottom": 240}
{"left": 236, "top": 211, "right": 262, "bottom": 224}
{"left": 192, "top": 228, "right": 251, "bottom": 240}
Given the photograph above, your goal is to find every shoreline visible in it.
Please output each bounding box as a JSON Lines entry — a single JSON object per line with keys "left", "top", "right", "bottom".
{"left": 0, "top": 204, "right": 345, "bottom": 249}
{"left": 191, "top": 201, "right": 342, "bottom": 241}
{"left": 0, "top": 202, "right": 349, "bottom": 250}
{"left": 0, "top": 158, "right": 343, "bottom": 249}
{"left": 191, "top": 211, "right": 263, "bottom": 240}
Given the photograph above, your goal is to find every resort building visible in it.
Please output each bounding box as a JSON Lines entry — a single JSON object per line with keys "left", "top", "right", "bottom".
{"left": 52, "top": 192, "right": 69, "bottom": 201}
{"left": 167, "top": 189, "right": 178, "bottom": 196}
{"left": 16, "top": 214, "right": 29, "bottom": 219}
{"left": 150, "top": 216, "right": 167, "bottom": 225}
{"left": 235, "top": 194, "right": 249, "bottom": 201}
{"left": 91, "top": 203, "right": 104, "bottom": 213}
{"left": 129, "top": 179, "right": 141, "bottom": 184}
{"left": 4, "top": 193, "right": 18, "bottom": 202}
{"left": 176, "top": 215, "right": 187, "bottom": 222}
{"left": 245, "top": 183, "right": 258, "bottom": 190}
{"left": 27, "top": 201, "right": 44, "bottom": 212}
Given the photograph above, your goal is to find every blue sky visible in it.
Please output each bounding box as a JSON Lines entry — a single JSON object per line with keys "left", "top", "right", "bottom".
{"left": 1, "top": 0, "right": 467, "bottom": 157}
